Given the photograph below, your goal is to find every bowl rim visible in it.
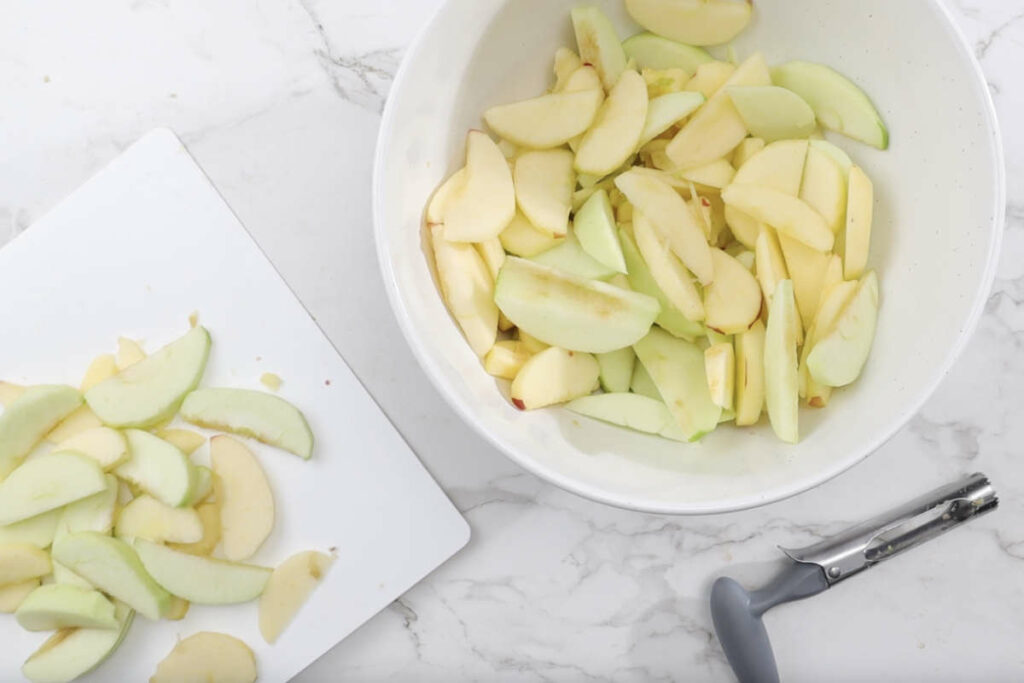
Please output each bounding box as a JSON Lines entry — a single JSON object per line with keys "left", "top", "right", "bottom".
{"left": 372, "top": 0, "right": 1006, "bottom": 515}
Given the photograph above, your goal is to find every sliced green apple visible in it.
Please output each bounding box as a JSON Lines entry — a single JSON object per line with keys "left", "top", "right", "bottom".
{"left": 596, "top": 347, "right": 636, "bottom": 394}
{"left": 259, "top": 550, "right": 333, "bottom": 644}
{"left": 633, "top": 210, "right": 705, "bottom": 321}
{"left": 622, "top": 32, "right": 712, "bottom": 72}
{"left": 0, "top": 453, "right": 106, "bottom": 526}
{"left": 764, "top": 280, "right": 800, "bottom": 443}
{"left": 575, "top": 70, "right": 648, "bottom": 176}
{"left": 619, "top": 228, "right": 704, "bottom": 340}
{"left": 150, "top": 632, "right": 257, "bottom": 683}
{"left": 514, "top": 149, "right": 574, "bottom": 237}
{"left": 727, "top": 85, "right": 816, "bottom": 142}
{"left": 843, "top": 165, "right": 874, "bottom": 279}
{"left": 0, "top": 381, "right": 27, "bottom": 407}
{"left": 56, "top": 474, "right": 118, "bottom": 536}
{"left": 185, "top": 465, "right": 214, "bottom": 505}
{"left": 799, "top": 142, "right": 847, "bottom": 234}
{"left": 485, "top": 90, "right": 604, "bottom": 149}
{"left": 639, "top": 91, "right": 704, "bottom": 147}
{"left": 0, "top": 385, "right": 82, "bottom": 479}
{"left": 494, "top": 257, "right": 659, "bottom": 354}
{"left": 683, "top": 60, "right": 736, "bottom": 99}
{"left": 574, "top": 189, "right": 628, "bottom": 273}
{"left": 630, "top": 361, "right": 663, "bottom": 400}
{"left": 771, "top": 61, "right": 888, "bottom": 149}
{"left": 51, "top": 532, "right": 170, "bottom": 620}
{"left": 509, "top": 347, "right": 599, "bottom": 410}
{"left": 85, "top": 326, "right": 210, "bottom": 429}
{"left": 430, "top": 223, "right": 499, "bottom": 357}
{"left": 56, "top": 427, "right": 128, "bottom": 471}
{"left": 16, "top": 584, "right": 118, "bottom": 631}
{"left": 703, "top": 248, "right": 761, "bottom": 334}
{"left": 807, "top": 271, "right": 879, "bottom": 387}
{"left": 442, "top": 131, "right": 515, "bottom": 241}
{"left": 528, "top": 229, "right": 617, "bottom": 280}
{"left": 134, "top": 538, "right": 271, "bottom": 604}
{"left": 0, "top": 543, "right": 52, "bottom": 585}
{"left": 211, "top": 435, "right": 274, "bottom": 562}
{"left": 115, "top": 495, "right": 203, "bottom": 544}
{"left": 0, "top": 509, "right": 62, "bottom": 548}
{"left": 181, "top": 388, "right": 314, "bottom": 460}
{"left": 116, "top": 430, "right": 195, "bottom": 507}
{"left": 734, "top": 319, "right": 765, "bottom": 426}
{"left": 800, "top": 280, "right": 858, "bottom": 406}
{"left": 567, "top": 392, "right": 687, "bottom": 441}
{"left": 625, "top": 0, "right": 752, "bottom": 46}
{"left": 483, "top": 341, "right": 531, "bottom": 380}
{"left": 722, "top": 184, "right": 833, "bottom": 251}
{"left": 500, "top": 211, "right": 565, "bottom": 257}
{"left": 21, "top": 602, "right": 133, "bottom": 683}
{"left": 571, "top": 5, "right": 627, "bottom": 90}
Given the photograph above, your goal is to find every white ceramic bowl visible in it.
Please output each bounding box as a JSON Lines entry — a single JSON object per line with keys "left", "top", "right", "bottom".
{"left": 374, "top": 0, "right": 1004, "bottom": 514}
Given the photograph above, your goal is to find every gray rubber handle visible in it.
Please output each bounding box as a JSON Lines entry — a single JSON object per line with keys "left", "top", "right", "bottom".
{"left": 711, "top": 562, "right": 829, "bottom": 683}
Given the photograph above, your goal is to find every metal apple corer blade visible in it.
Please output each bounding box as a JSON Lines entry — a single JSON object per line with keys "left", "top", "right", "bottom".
{"left": 710, "top": 472, "right": 997, "bottom": 683}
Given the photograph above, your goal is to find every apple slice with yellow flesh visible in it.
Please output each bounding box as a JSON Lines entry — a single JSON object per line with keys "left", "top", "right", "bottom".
{"left": 0, "top": 453, "right": 107, "bottom": 526}
{"left": 683, "top": 61, "right": 736, "bottom": 99}
{"left": 552, "top": 47, "right": 582, "bottom": 92}
{"left": 800, "top": 143, "right": 847, "bottom": 233}
{"left": 484, "top": 341, "right": 532, "bottom": 380}
{"left": 625, "top": 0, "right": 752, "bottom": 46}
{"left": 150, "top": 632, "right": 256, "bottom": 683}
{"left": 210, "top": 435, "right": 274, "bottom": 562}
{"left": 51, "top": 474, "right": 119, "bottom": 589}
{"left": 562, "top": 65, "right": 603, "bottom": 94}
{"left": 755, "top": 228, "right": 804, "bottom": 345}
{"left": 703, "top": 248, "right": 762, "bottom": 335}
{"left": 181, "top": 388, "right": 313, "bottom": 460}
{"left": 724, "top": 205, "right": 763, "bottom": 250}
{"left": 573, "top": 189, "right": 628, "bottom": 274}
{"left": 0, "top": 381, "right": 27, "bottom": 407}
{"left": 80, "top": 354, "right": 118, "bottom": 393}
{"left": 135, "top": 538, "right": 271, "bottom": 605}
{"left": 45, "top": 405, "right": 103, "bottom": 444}
{"left": 731, "top": 137, "right": 765, "bottom": 168}
{"left": 167, "top": 503, "right": 221, "bottom": 558}
{"left": 485, "top": 90, "right": 603, "bottom": 149}
{"left": 115, "top": 338, "right": 146, "bottom": 370}
{"left": 442, "top": 131, "right": 515, "bottom": 242}
{"left": 778, "top": 233, "right": 832, "bottom": 328}
{"left": 426, "top": 168, "right": 466, "bottom": 224}
{"left": 734, "top": 319, "right": 766, "bottom": 426}
{"left": 807, "top": 272, "right": 879, "bottom": 387}
{"left": 732, "top": 139, "right": 808, "bottom": 195}
{"left": 677, "top": 158, "right": 735, "bottom": 190}
{"left": 571, "top": 6, "right": 626, "bottom": 90}
{"left": 704, "top": 342, "right": 735, "bottom": 410}
{"left": 56, "top": 427, "right": 128, "bottom": 471}
{"left": 259, "top": 550, "right": 333, "bottom": 644}
{"left": 615, "top": 168, "right": 713, "bottom": 284}
{"left": 633, "top": 211, "right": 705, "bottom": 321}
{"left": 115, "top": 495, "right": 203, "bottom": 544}
{"left": 575, "top": 70, "right": 649, "bottom": 176}
{"left": 619, "top": 229, "right": 705, "bottom": 341}
{"left": 727, "top": 85, "right": 816, "bottom": 142}
{"left": 514, "top": 149, "right": 574, "bottom": 237}
{"left": 0, "top": 579, "right": 38, "bottom": 613}
{"left": 800, "top": 280, "right": 858, "bottom": 406}
{"left": 0, "top": 543, "right": 52, "bottom": 585}
{"left": 429, "top": 224, "right": 499, "bottom": 357}
{"left": 843, "top": 165, "right": 874, "bottom": 279}
{"left": 15, "top": 584, "right": 119, "bottom": 631}
{"left": 154, "top": 428, "right": 205, "bottom": 456}
{"left": 476, "top": 237, "right": 507, "bottom": 282}
{"left": 510, "top": 347, "right": 599, "bottom": 410}
{"left": 639, "top": 91, "right": 705, "bottom": 146}
{"left": 0, "top": 509, "right": 62, "bottom": 548}
{"left": 666, "top": 53, "right": 770, "bottom": 169}
{"left": 21, "top": 602, "right": 134, "bottom": 683}
{"left": 499, "top": 212, "right": 564, "bottom": 258}
{"left": 622, "top": 32, "right": 713, "bottom": 73}
{"left": 722, "top": 184, "right": 834, "bottom": 252}
{"left": 764, "top": 280, "right": 800, "bottom": 443}
{"left": 0, "top": 385, "right": 82, "bottom": 479}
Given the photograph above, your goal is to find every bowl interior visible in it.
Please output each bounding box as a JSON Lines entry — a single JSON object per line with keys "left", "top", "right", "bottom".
{"left": 375, "top": 0, "right": 1002, "bottom": 513}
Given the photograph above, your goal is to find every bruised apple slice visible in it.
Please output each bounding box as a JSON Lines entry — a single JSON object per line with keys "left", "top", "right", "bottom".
{"left": 703, "top": 248, "right": 761, "bottom": 335}
{"left": 571, "top": 5, "right": 627, "bottom": 90}
{"left": 211, "top": 435, "right": 274, "bottom": 562}
{"left": 135, "top": 539, "right": 271, "bottom": 605}
{"left": 625, "top": 0, "right": 752, "bottom": 46}
{"left": 764, "top": 280, "right": 800, "bottom": 443}
{"left": 633, "top": 327, "right": 721, "bottom": 440}
{"left": 0, "top": 385, "right": 82, "bottom": 479}
{"left": 807, "top": 272, "right": 879, "bottom": 387}
{"left": 494, "top": 258, "right": 659, "bottom": 354}
{"left": 843, "top": 165, "right": 874, "bottom": 280}
{"left": 115, "top": 495, "right": 203, "bottom": 544}
{"left": 430, "top": 224, "right": 499, "bottom": 357}
{"left": 259, "top": 550, "right": 333, "bottom": 644}
{"left": 573, "top": 189, "right": 628, "bottom": 273}
{"left": 567, "top": 392, "right": 688, "bottom": 442}
{"left": 0, "top": 453, "right": 106, "bottom": 526}
{"left": 85, "top": 326, "right": 210, "bottom": 429}
{"left": 181, "top": 388, "right": 314, "bottom": 460}
{"left": 633, "top": 211, "right": 704, "bottom": 321}
{"left": 15, "top": 584, "right": 119, "bottom": 631}
{"left": 622, "top": 33, "right": 713, "bottom": 72}
{"left": 514, "top": 149, "right": 574, "bottom": 237}
{"left": 732, "top": 139, "right": 808, "bottom": 196}
{"left": 575, "top": 70, "right": 649, "bottom": 177}
{"left": 619, "top": 229, "right": 704, "bottom": 340}
{"left": 150, "top": 632, "right": 256, "bottom": 683}
{"left": 722, "top": 184, "right": 833, "bottom": 251}
{"left": 442, "top": 131, "right": 515, "bottom": 242}
{"left": 727, "top": 85, "right": 816, "bottom": 142}
{"left": 116, "top": 431, "right": 195, "bottom": 508}
{"left": 734, "top": 319, "right": 766, "bottom": 426}
{"left": 484, "top": 90, "right": 603, "bottom": 149}
{"left": 21, "top": 602, "right": 133, "bottom": 683}
{"left": 56, "top": 427, "right": 128, "bottom": 471}
{"left": 510, "top": 347, "right": 599, "bottom": 410}
{"left": 639, "top": 91, "right": 705, "bottom": 146}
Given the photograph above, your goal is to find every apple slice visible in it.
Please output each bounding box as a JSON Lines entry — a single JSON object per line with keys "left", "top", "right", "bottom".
{"left": 0, "top": 381, "right": 27, "bottom": 407}
{"left": 704, "top": 342, "right": 735, "bottom": 410}
{"left": 168, "top": 502, "right": 221, "bottom": 557}
{"left": 571, "top": 6, "right": 627, "bottom": 90}
{"left": 485, "top": 90, "right": 603, "bottom": 149}
{"left": 0, "top": 453, "right": 106, "bottom": 525}
{"left": 134, "top": 538, "right": 271, "bottom": 604}
{"left": 0, "top": 579, "right": 39, "bottom": 613}
{"left": 622, "top": 32, "right": 712, "bottom": 72}
{"left": 727, "top": 85, "right": 816, "bottom": 142}
{"left": 56, "top": 427, "right": 128, "bottom": 471}
{"left": 575, "top": 70, "right": 649, "bottom": 176}
{"left": 619, "top": 229, "right": 704, "bottom": 340}
{"left": 566, "top": 392, "right": 688, "bottom": 441}
{"left": 210, "top": 435, "right": 274, "bottom": 561}
{"left": 154, "top": 428, "right": 206, "bottom": 456}
{"left": 181, "top": 388, "right": 313, "bottom": 460}
{"left": 495, "top": 258, "right": 659, "bottom": 354}
{"left": 633, "top": 211, "right": 705, "bottom": 321}
{"left": 0, "top": 509, "right": 61, "bottom": 548}
{"left": 630, "top": 362, "right": 662, "bottom": 401}
{"left": 625, "top": 0, "right": 752, "bottom": 46}
{"left": 615, "top": 168, "right": 713, "bottom": 284}
{"left": 150, "top": 632, "right": 257, "bottom": 683}
{"left": 442, "top": 131, "right": 515, "bottom": 242}
{"left": 677, "top": 158, "right": 735, "bottom": 190}
{"left": 807, "top": 272, "right": 879, "bottom": 387}
{"left": 45, "top": 405, "right": 103, "bottom": 444}
{"left": 116, "top": 430, "right": 195, "bottom": 507}
{"left": 484, "top": 341, "right": 531, "bottom": 380}
{"left": 800, "top": 280, "right": 858, "bottom": 406}
{"left": 21, "top": 602, "right": 134, "bottom": 683}
{"left": 683, "top": 61, "right": 736, "bottom": 99}
{"left": 639, "top": 92, "right": 705, "bottom": 146}
{"left": 810, "top": 139, "right": 853, "bottom": 174}
{"left": 51, "top": 532, "right": 171, "bottom": 620}
{"left": 722, "top": 184, "right": 834, "bottom": 251}
{"left": 666, "top": 53, "right": 770, "bottom": 168}
{"left": 574, "top": 189, "right": 628, "bottom": 273}
{"left": 0, "top": 385, "right": 82, "bottom": 479}
{"left": 499, "top": 212, "right": 564, "bottom": 258}
{"left": 426, "top": 167, "right": 466, "bottom": 225}
{"left": 633, "top": 328, "right": 721, "bottom": 440}
{"left": 552, "top": 47, "right": 583, "bottom": 92}
{"left": 799, "top": 143, "right": 847, "bottom": 234}
{"left": 430, "top": 223, "right": 499, "bottom": 357}
{"left": 115, "top": 495, "right": 203, "bottom": 544}
{"left": 731, "top": 137, "right": 765, "bottom": 168}
{"left": 0, "top": 544, "right": 52, "bottom": 584}
{"left": 754, "top": 227, "right": 788, "bottom": 305}
{"left": 514, "top": 149, "right": 574, "bottom": 237}
{"left": 56, "top": 474, "right": 118, "bottom": 537}
{"left": 596, "top": 347, "right": 636, "bottom": 394}
{"left": 724, "top": 205, "right": 763, "bottom": 250}
{"left": 475, "top": 238, "right": 506, "bottom": 283}
{"left": 259, "top": 550, "right": 333, "bottom": 644}
{"left": 80, "top": 354, "right": 118, "bottom": 393}
{"left": 733, "top": 139, "right": 808, "bottom": 196}
{"left": 185, "top": 465, "right": 214, "bottom": 505}
{"left": 734, "top": 319, "right": 766, "bottom": 425}
{"left": 703, "top": 248, "right": 761, "bottom": 334}
{"left": 778, "top": 233, "right": 832, "bottom": 328}
{"left": 85, "top": 326, "right": 210, "bottom": 429}
{"left": 115, "top": 338, "right": 146, "bottom": 370}
{"left": 509, "top": 347, "right": 599, "bottom": 410}
{"left": 764, "top": 280, "right": 800, "bottom": 443}
{"left": 843, "top": 165, "right": 874, "bottom": 279}
{"left": 16, "top": 584, "right": 118, "bottom": 631}
{"left": 772, "top": 61, "right": 888, "bottom": 149}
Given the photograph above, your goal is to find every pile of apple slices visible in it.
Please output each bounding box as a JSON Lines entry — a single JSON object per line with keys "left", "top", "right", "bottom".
{"left": 427, "top": 1, "right": 885, "bottom": 444}
{"left": 0, "top": 325, "right": 331, "bottom": 683}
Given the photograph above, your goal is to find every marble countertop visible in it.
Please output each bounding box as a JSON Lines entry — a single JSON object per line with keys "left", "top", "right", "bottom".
{"left": 1, "top": 1, "right": 1021, "bottom": 680}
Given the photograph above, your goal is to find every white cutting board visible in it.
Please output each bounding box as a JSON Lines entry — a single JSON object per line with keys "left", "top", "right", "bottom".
{"left": 0, "top": 129, "right": 470, "bottom": 681}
